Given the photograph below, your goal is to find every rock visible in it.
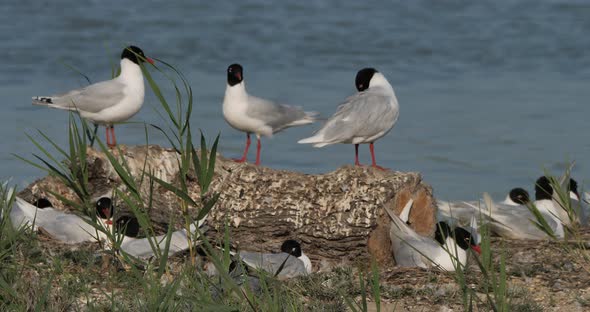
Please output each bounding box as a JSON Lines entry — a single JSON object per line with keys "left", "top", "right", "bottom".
{"left": 19, "top": 145, "right": 438, "bottom": 270}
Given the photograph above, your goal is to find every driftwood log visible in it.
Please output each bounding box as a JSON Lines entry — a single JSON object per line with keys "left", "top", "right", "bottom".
{"left": 19, "top": 145, "right": 437, "bottom": 271}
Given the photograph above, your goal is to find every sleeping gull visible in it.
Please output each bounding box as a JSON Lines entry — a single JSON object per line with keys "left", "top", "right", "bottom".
{"left": 437, "top": 177, "right": 567, "bottom": 240}
{"left": 113, "top": 216, "right": 205, "bottom": 259}
{"left": 11, "top": 197, "right": 114, "bottom": 244}
{"left": 235, "top": 239, "right": 312, "bottom": 279}
{"left": 386, "top": 199, "right": 481, "bottom": 271}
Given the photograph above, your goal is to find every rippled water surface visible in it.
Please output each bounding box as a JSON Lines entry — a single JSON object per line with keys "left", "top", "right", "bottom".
{"left": 2, "top": 0, "right": 590, "bottom": 200}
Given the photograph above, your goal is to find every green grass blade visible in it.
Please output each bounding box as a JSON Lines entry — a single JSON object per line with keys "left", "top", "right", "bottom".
{"left": 191, "top": 142, "right": 202, "bottom": 185}
{"left": 150, "top": 175, "right": 197, "bottom": 207}
{"left": 157, "top": 220, "right": 174, "bottom": 277}
{"left": 59, "top": 60, "right": 92, "bottom": 85}
{"left": 34, "top": 274, "right": 55, "bottom": 312}
{"left": 340, "top": 289, "right": 361, "bottom": 312}
{"left": 199, "top": 133, "right": 209, "bottom": 190}
{"left": 25, "top": 133, "right": 69, "bottom": 173}
{"left": 36, "top": 129, "right": 68, "bottom": 159}
{"left": 204, "top": 133, "right": 220, "bottom": 193}
{"left": 198, "top": 193, "right": 219, "bottom": 221}
{"left": 370, "top": 258, "right": 381, "bottom": 312}
{"left": 498, "top": 250, "right": 507, "bottom": 312}
{"left": 149, "top": 124, "right": 180, "bottom": 153}
{"left": 359, "top": 269, "right": 367, "bottom": 312}
{"left": 31, "top": 154, "right": 78, "bottom": 193}
{"left": 141, "top": 62, "right": 179, "bottom": 129}
{"left": 95, "top": 139, "right": 139, "bottom": 196}
{"left": 12, "top": 154, "right": 53, "bottom": 174}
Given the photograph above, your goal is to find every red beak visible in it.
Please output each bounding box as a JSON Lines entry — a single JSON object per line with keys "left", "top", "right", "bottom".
{"left": 147, "top": 57, "right": 155, "bottom": 65}
{"left": 471, "top": 245, "right": 481, "bottom": 255}
{"left": 106, "top": 220, "right": 113, "bottom": 225}
{"left": 236, "top": 72, "right": 242, "bottom": 80}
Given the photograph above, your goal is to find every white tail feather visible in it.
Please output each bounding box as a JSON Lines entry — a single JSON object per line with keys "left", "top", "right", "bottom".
{"left": 399, "top": 199, "right": 414, "bottom": 223}
{"left": 298, "top": 134, "right": 324, "bottom": 144}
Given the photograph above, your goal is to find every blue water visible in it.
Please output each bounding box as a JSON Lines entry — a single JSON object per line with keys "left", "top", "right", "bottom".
{"left": 2, "top": 0, "right": 590, "bottom": 200}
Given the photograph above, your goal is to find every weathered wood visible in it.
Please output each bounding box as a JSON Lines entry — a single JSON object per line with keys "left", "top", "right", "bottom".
{"left": 19, "top": 145, "right": 437, "bottom": 270}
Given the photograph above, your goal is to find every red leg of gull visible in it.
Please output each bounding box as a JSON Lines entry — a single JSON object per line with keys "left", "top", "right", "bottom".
{"left": 255, "top": 136, "right": 262, "bottom": 166}
{"left": 110, "top": 126, "right": 117, "bottom": 147}
{"left": 354, "top": 144, "right": 361, "bottom": 166}
{"left": 106, "top": 126, "right": 116, "bottom": 148}
{"left": 105, "top": 127, "right": 111, "bottom": 147}
{"left": 369, "top": 142, "right": 387, "bottom": 170}
{"left": 233, "top": 133, "right": 251, "bottom": 163}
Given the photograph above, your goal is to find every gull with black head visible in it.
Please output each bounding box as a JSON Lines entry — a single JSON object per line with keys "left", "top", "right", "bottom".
{"left": 32, "top": 46, "right": 154, "bottom": 148}
{"left": 113, "top": 215, "right": 205, "bottom": 259}
{"left": 10, "top": 196, "right": 114, "bottom": 244}
{"left": 387, "top": 199, "right": 481, "bottom": 271}
{"left": 298, "top": 68, "right": 399, "bottom": 170}
{"left": 235, "top": 239, "right": 312, "bottom": 279}
{"left": 223, "top": 63, "right": 318, "bottom": 165}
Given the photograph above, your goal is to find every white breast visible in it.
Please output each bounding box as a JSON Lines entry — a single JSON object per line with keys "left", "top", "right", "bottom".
{"left": 432, "top": 238, "right": 467, "bottom": 271}
{"left": 84, "top": 59, "right": 145, "bottom": 124}
{"left": 222, "top": 82, "right": 266, "bottom": 134}
{"left": 105, "top": 60, "right": 145, "bottom": 123}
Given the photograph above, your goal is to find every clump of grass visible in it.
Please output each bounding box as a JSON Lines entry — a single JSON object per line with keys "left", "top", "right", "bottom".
{"left": 290, "top": 266, "right": 357, "bottom": 308}
{"left": 341, "top": 259, "right": 383, "bottom": 312}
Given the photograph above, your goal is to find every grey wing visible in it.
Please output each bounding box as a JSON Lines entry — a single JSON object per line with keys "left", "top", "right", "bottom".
{"left": 436, "top": 200, "right": 489, "bottom": 226}
{"left": 392, "top": 233, "right": 440, "bottom": 268}
{"left": 122, "top": 230, "right": 190, "bottom": 258}
{"left": 573, "top": 199, "right": 590, "bottom": 225}
{"left": 239, "top": 251, "right": 305, "bottom": 277}
{"left": 43, "top": 214, "right": 98, "bottom": 243}
{"left": 239, "top": 251, "right": 273, "bottom": 271}
{"left": 273, "top": 257, "right": 307, "bottom": 278}
{"left": 246, "top": 96, "right": 309, "bottom": 131}
{"left": 317, "top": 92, "right": 397, "bottom": 143}
{"left": 120, "top": 238, "right": 156, "bottom": 258}
{"left": 11, "top": 198, "right": 36, "bottom": 228}
{"left": 389, "top": 214, "right": 438, "bottom": 268}
{"left": 42, "top": 79, "right": 126, "bottom": 113}
{"left": 488, "top": 207, "right": 555, "bottom": 239}
{"left": 393, "top": 237, "right": 427, "bottom": 267}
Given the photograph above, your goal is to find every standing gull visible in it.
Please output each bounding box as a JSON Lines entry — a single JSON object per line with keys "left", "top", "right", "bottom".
{"left": 32, "top": 46, "right": 154, "bottom": 148}
{"left": 298, "top": 68, "right": 399, "bottom": 170}
{"left": 222, "top": 63, "right": 317, "bottom": 165}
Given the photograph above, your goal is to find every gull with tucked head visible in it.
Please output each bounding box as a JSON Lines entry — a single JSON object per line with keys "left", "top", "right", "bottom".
{"left": 298, "top": 68, "right": 399, "bottom": 170}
